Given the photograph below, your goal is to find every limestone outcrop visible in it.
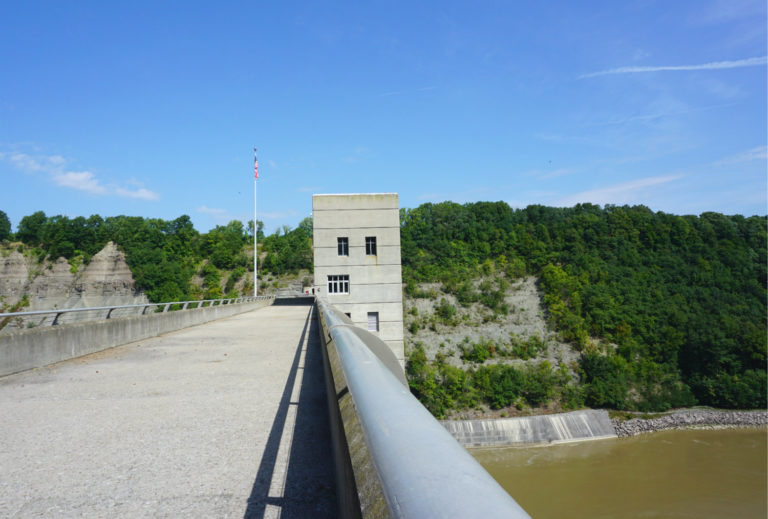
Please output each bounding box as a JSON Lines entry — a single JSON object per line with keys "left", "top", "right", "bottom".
{"left": 0, "top": 242, "right": 147, "bottom": 314}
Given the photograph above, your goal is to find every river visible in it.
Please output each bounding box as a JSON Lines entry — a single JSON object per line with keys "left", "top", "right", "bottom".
{"left": 473, "top": 428, "right": 766, "bottom": 519}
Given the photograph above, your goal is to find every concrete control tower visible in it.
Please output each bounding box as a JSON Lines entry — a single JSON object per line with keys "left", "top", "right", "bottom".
{"left": 312, "top": 193, "right": 404, "bottom": 367}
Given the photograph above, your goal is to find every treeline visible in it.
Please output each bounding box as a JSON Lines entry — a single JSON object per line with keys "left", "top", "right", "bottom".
{"left": 1, "top": 210, "right": 312, "bottom": 302}
{"left": 401, "top": 202, "right": 767, "bottom": 411}
{"left": 260, "top": 217, "right": 313, "bottom": 276}
{"left": 3, "top": 202, "right": 765, "bottom": 412}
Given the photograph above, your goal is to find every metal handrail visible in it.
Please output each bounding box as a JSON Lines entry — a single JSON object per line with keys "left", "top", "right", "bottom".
{"left": 0, "top": 295, "right": 274, "bottom": 325}
{"left": 316, "top": 298, "right": 531, "bottom": 519}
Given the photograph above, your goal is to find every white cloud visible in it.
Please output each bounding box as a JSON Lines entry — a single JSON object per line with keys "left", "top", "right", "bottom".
{"left": 6, "top": 152, "right": 67, "bottom": 173}
{"left": 714, "top": 145, "right": 768, "bottom": 165}
{"left": 555, "top": 175, "right": 682, "bottom": 207}
{"left": 260, "top": 210, "right": 299, "bottom": 220}
{"left": 693, "top": 0, "right": 765, "bottom": 24}
{"left": 115, "top": 187, "right": 160, "bottom": 201}
{"left": 52, "top": 171, "right": 106, "bottom": 195}
{"left": 580, "top": 56, "right": 767, "bottom": 79}
{"left": 196, "top": 205, "right": 228, "bottom": 216}
{"left": 0, "top": 150, "right": 159, "bottom": 200}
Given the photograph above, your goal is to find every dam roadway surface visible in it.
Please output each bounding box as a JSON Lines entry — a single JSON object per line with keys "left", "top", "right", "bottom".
{"left": 0, "top": 302, "right": 337, "bottom": 518}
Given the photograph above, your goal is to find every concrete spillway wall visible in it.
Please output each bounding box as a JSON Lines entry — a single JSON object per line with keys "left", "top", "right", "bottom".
{"left": 443, "top": 409, "right": 617, "bottom": 447}
{"left": 0, "top": 298, "right": 273, "bottom": 377}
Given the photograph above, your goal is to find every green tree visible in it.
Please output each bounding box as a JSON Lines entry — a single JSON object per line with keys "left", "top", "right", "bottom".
{"left": 0, "top": 210, "right": 10, "bottom": 241}
{"left": 400, "top": 201, "right": 767, "bottom": 412}
{"left": 16, "top": 211, "right": 46, "bottom": 245}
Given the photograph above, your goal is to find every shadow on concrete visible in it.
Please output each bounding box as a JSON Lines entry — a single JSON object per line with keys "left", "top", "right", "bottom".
{"left": 244, "top": 306, "right": 337, "bottom": 519}
{"left": 272, "top": 296, "right": 315, "bottom": 306}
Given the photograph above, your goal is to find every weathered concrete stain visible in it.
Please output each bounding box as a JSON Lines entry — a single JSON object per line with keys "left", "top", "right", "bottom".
{"left": 442, "top": 410, "right": 617, "bottom": 447}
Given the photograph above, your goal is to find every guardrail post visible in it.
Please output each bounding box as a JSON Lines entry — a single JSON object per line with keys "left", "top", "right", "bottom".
{"left": 163, "top": 304, "right": 171, "bottom": 313}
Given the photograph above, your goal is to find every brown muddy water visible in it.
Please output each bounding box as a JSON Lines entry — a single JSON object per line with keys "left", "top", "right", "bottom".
{"left": 473, "top": 428, "right": 767, "bottom": 519}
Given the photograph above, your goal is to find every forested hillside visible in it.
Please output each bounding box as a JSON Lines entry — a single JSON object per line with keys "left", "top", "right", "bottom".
{"left": 401, "top": 202, "right": 766, "bottom": 411}
{"left": 1, "top": 210, "right": 312, "bottom": 302}
{"left": 2, "top": 203, "right": 765, "bottom": 412}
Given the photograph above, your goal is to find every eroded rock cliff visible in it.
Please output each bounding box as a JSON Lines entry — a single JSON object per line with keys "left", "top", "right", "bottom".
{"left": 0, "top": 242, "right": 148, "bottom": 311}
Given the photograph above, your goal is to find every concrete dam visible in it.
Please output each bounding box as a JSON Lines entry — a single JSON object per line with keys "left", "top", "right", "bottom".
{"left": 443, "top": 409, "right": 617, "bottom": 447}
{"left": 0, "top": 296, "right": 534, "bottom": 518}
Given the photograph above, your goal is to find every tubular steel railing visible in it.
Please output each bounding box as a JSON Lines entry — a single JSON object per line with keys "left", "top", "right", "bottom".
{"left": 0, "top": 296, "right": 274, "bottom": 329}
{"left": 316, "top": 297, "right": 532, "bottom": 519}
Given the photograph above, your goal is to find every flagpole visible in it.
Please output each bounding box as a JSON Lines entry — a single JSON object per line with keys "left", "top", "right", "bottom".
{"left": 253, "top": 147, "right": 258, "bottom": 297}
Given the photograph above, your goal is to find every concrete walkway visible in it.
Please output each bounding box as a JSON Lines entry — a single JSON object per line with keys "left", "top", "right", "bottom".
{"left": 0, "top": 303, "right": 336, "bottom": 518}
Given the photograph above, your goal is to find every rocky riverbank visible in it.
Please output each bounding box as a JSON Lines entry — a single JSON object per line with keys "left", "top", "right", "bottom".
{"left": 612, "top": 409, "right": 767, "bottom": 437}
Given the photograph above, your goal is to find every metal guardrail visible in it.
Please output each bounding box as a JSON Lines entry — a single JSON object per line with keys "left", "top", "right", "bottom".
{"left": 316, "top": 298, "right": 531, "bottom": 519}
{"left": 0, "top": 296, "right": 274, "bottom": 327}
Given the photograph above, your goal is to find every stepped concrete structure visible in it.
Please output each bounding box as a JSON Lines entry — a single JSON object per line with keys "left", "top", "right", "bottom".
{"left": 442, "top": 410, "right": 617, "bottom": 447}
{"left": 312, "top": 193, "right": 404, "bottom": 366}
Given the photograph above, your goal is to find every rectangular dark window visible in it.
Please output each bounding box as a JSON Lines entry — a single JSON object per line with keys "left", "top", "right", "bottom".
{"left": 327, "top": 275, "right": 349, "bottom": 294}
{"left": 337, "top": 237, "right": 349, "bottom": 256}
{"left": 365, "top": 236, "right": 377, "bottom": 256}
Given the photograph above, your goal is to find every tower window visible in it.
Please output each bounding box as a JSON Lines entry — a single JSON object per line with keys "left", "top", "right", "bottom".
{"left": 327, "top": 275, "right": 349, "bottom": 294}
{"left": 337, "top": 237, "right": 349, "bottom": 256}
{"left": 365, "top": 236, "right": 377, "bottom": 256}
{"left": 367, "top": 312, "right": 379, "bottom": 331}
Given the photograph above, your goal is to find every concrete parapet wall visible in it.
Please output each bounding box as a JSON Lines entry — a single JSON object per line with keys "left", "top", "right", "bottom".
{"left": 0, "top": 299, "right": 273, "bottom": 377}
{"left": 316, "top": 302, "right": 387, "bottom": 519}
{"left": 317, "top": 298, "right": 531, "bottom": 519}
{"left": 443, "top": 410, "right": 617, "bottom": 447}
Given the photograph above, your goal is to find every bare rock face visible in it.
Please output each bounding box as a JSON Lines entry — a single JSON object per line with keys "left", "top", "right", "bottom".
{"left": 76, "top": 242, "right": 137, "bottom": 297}
{"left": 0, "top": 242, "right": 148, "bottom": 312}
{"left": 28, "top": 257, "right": 73, "bottom": 300}
{"left": 0, "top": 250, "right": 28, "bottom": 301}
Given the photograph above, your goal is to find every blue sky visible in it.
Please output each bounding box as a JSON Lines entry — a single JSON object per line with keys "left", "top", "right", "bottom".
{"left": 1, "top": 1, "right": 766, "bottom": 234}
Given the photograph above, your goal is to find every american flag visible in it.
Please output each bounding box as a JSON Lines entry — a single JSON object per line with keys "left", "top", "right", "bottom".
{"left": 254, "top": 152, "right": 259, "bottom": 180}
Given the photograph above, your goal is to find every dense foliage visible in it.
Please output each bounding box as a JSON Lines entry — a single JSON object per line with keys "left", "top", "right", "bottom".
{"left": 401, "top": 202, "right": 767, "bottom": 411}
{"left": 260, "top": 217, "right": 313, "bottom": 276}
{"left": 0, "top": 210, "right": 10, "bottom": 242}
{"left": 7, "top": 211, "right": 258, "bottom": 302}
{"left": 4, "top": 202, "right": 765, "bottom": 412}
{"left": 407, "top": 344, "right": 583, "bottom": 418}
{"left": 6, "top": 210, "right": 314, "bottom": 302}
